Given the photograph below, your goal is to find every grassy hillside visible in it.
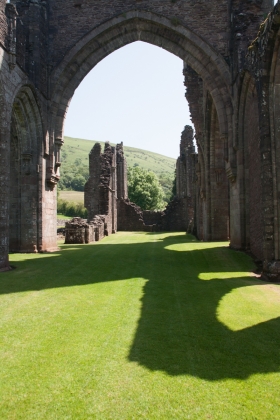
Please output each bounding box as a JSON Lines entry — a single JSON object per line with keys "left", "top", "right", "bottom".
{"left": 63, "top": 136, "right": 176, "bottom": 175}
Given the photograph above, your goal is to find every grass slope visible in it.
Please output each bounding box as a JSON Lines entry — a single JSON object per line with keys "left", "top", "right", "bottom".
{"left": 1, "top": 233, "right": 280, "bottom": 419}
{"left": 63, "top": 136, "right": 176, "bottom": 175}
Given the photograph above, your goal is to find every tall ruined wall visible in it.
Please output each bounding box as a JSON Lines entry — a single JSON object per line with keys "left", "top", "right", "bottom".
{"left": 116, "top": 142, "right": 128, "bottom": 200}
{"left": 166, "top": 125, "right": 195, "bottom": 232}
{"left": 84, "top": 142, "right": 117, "bottom": 235}
{"left": 176, "top": 125, "right": 195, "bottom": 200}
{"left": 183, "top": 65, "right": 204, "bottom": 144}
{"left": 83, "top": 133, "right": 196, "bottom": 235}
{"left": 84, "top": 143, "right": 102, "bottom": 218}
{"left": 84, "top": 141, "right": 128, "bottom": 235}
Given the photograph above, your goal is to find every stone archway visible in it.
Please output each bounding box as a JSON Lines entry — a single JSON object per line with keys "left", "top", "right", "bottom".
{"left": 51, "top": 11, "right": 232, "bottom": 141}
{"left": 46, "top": 10, "right": 233, "bottom": 244}
{"left": 9, "top": 86, "right": 44, "bottom": 253}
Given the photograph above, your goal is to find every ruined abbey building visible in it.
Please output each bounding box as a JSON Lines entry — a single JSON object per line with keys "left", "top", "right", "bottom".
{"left": 1, "top": 0, "right": 280, "bottom": 279}
{"left": 65, "top": 130, "right": 195, "bottom": 243}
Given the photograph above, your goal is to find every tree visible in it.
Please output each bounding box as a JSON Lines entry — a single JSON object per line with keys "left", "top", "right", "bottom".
{"left": 59, "top": 173, "right": 74, "bottom": 190}
{"left": 158, "top": 171, "right": 176, "bottom": 204}
{"left": 128, "top": 166, "right": 165, "bottom": 210}
{"left": 71, "top": 174, "right": 86, "bottom": 191}
{"left": 171, "top": 169, "right": 177, "bottom": 199}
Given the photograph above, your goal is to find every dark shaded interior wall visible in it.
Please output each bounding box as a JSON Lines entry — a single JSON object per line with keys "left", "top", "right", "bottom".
{"left": 207, "top": 98, "right": 229, "bottom": 241}
{"left": 184, "top": 66, "right": 229, "bottom": 240}
{"left": 9, "top": 88, "right": 44, "bottom": 253}
{"left": 244, "top": 81, "right": 263, "bottom": 260}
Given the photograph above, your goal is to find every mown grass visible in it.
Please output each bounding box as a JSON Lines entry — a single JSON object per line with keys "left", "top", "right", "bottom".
{"left": 59, "top": 190, "right": 84, "bottom": 203}
{"left": 1, "top": 232, "right": 280, "bottom": 419}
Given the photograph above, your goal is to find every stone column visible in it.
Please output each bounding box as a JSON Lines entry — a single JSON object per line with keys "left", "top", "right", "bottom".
{"left": 0, "top": 124, "right": 10, "bottom": 270}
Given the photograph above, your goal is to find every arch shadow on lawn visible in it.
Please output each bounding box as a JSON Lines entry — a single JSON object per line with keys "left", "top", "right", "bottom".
{"left": 2, "top": 232, "right": 280, "bottom": 381}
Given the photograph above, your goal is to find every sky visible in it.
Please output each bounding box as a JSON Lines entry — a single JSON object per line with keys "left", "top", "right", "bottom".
{"left": 64, "top": 41, "right": 192, "bottom": 159}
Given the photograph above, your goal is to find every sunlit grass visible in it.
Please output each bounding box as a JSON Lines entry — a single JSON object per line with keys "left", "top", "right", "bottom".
{"left": 57, "top": 213, "right": 72, "bottom": 220}
{"left": 0, "top": 232, "right": 279, "bottom": 419}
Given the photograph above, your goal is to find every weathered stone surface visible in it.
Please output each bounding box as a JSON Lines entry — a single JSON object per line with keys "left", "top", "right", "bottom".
{"left": 2, "top": 0, "right": 280, "bottom": 278}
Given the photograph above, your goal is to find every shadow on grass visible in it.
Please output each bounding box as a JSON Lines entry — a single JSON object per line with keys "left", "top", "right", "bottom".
{"left": 2, "top": 233, "right": 280, "bottom": 381}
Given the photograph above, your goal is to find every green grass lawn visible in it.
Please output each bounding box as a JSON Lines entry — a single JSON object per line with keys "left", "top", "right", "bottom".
{"left": 1, "top": 232, "right": 280, "bottom": 419}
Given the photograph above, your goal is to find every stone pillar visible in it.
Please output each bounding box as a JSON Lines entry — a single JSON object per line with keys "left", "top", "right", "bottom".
{"left": 168, "top": 125, "right": 196, "bottom": 232}
{"left": 111, "top": 150, "right": 117, "bottom": 234}
{"left": 116, "top": 142, "right": 128, "bottom": 200}
{"left": 84, "top": 143, "right": 102, "bottom": 220}
{"left": 0, "top": 124, "right": 10, "bottom": 270}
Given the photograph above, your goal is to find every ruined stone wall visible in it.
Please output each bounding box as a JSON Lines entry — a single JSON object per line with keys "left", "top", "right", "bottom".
{"left": 117, "top": 199, "right": 145, "bottom": 232}
{"left": 84, "top": 143, "right": 102, "bottom": 218}
{"left": 83, "top": 141, "right": 129, "bottom": 239}
{"left": 68, "top": 126, "right": 196, "bottom": 241}
{"left": 116, "top": 142, "right": 128, "bottom": 200}
{"left": 170, "top": 126, "right": 195, "bottom": 232}
{"left": 65, "top": 215, "right": 109, "bottom": 244}
{"left": 183, "top": 65, "right": 204, "bottom": 144}
{"left": 162, "top": 198, "right": 188, "bottom": 232}
{"left": 142, "top": 211, "right": 163, "bottom": 227}
{"left": 84, "top": 142, "right": 118, "bottom": 235}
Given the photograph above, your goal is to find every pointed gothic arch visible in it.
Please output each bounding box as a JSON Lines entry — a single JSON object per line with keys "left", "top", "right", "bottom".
{"left": 50, "top": 10, "right": 233, "bottom": 151}
{"left": 9, "top": 85, "right": 44, "bottom": 253}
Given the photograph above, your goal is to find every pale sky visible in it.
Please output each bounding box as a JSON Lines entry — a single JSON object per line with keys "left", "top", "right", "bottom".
{"left": 64, "top": 41, "right": 192, "bottom": 159}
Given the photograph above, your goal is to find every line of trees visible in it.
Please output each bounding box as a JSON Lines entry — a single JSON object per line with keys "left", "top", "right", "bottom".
{"left": 57, "top": 199, "right": 87, "bottom": 218}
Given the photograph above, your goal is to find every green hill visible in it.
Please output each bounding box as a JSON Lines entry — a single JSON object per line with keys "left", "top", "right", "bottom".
{"left": 63, "top": 136, "right": 176, "bottom": 174}
{"left": 60, "top": 136, "right": 176, "bottom": 202}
